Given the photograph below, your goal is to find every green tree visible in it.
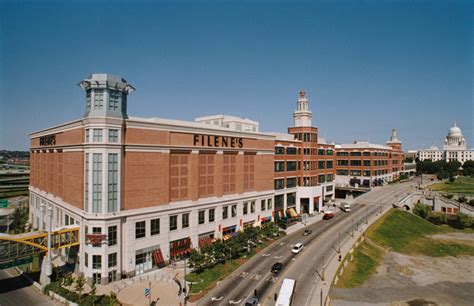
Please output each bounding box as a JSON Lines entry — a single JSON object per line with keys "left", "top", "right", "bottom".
{"left": 75, "top": 275, "right": 86, "bottom": 303}
{"left": 463, "top": 160, "right": 474, "bottom": 176}
{"left": 455, "top": 212, "right": 472, "bottom": 229}
{"left": 413, "top": 202, "right": 431, "bottom": 219}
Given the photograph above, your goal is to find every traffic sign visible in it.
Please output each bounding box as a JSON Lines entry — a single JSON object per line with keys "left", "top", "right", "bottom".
{"left": 0, "top": 199, "right": 8, "bottom": 208}
{"left": 144, "top": 287, "right": 151, "bottom": 298}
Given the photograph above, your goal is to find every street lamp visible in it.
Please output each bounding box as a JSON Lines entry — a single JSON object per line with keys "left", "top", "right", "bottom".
{"left": 46, "top": 206, "right": 53, "bottom": 280}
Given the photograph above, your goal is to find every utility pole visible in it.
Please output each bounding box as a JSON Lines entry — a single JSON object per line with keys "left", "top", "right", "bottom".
{"left": 183, "top": 256, "right": 187, "bottom": 305}
{"left": 338, "top": 232, "right": 341, "bottom": 253}
{"left": 321, "top": 255, "right": 325, "bottom": 281}
{"left": 46, "top": 206, "right": 53, "bottom": 280}
{"left": 149, "top": 281, "right": 152, "bottom": 305}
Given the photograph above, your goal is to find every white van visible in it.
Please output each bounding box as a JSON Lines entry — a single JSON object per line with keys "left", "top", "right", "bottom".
{"left": 341, "top": 202, "right": 351, "bottom": 213}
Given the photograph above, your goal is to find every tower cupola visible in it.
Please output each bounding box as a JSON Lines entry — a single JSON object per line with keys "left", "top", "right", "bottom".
{"left": 78, "top": 74, "right": 135, "bottom": 119}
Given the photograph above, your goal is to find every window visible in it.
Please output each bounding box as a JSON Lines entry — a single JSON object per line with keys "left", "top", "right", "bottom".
{"left": 85, "top": 129, "right": 90, "bottom": 142}
{"left": 182, "top": 213, "right": 189, "bottom": 228}
{"left": 318, "top": 175, "right": 326, "bottom": 183}
{"left": 286, "top": 177, "right": 297, "bottom": 188}
{"left": 326, "top": 161, "right": 333, "bottom": 169}
{"left": 231, "top": 204, "right": 237, "bottom": 217}
{"left": 84, "top": 252, "right": 88, "bottom": 267}
{"left": 336, "top": 151, "right": 349, "bottom": 156}
{"left": 93, "top": 129, "right": 103, "bottom": 142}
{"left": 86, "top": 90, "right": 91, "bottom": 111}
{"left": 350, "top": 170, "right": 361, "bottom": 176}
{"left": 318, "top": 161, "right": 325, "bottom": 169}
{"left": 108, "top": 129, "right": 118, "bottom": 142}
{"left": 92, "top": 153, "right": 102, "bottom": 213}
{"left": 286, "top": 147, "right": 297, "bottom": 155}
{"left": 85, "top": 153, "right": 89, "bottom": 211}
{"left": 135, "top": 221, "right": 145, "bottom": 239}
{"left": 94, "top": 89, "right": 104, "bottom": 110}
{"left": 222, "top": 206, "right": 228, "bottom": 219}
{"left": 267, "top": 198, "right": 273, "bottom": 210}
{"left": 363, "top": 160, "right": 371, "bottom": 167}
{"left": 326, "top": 185, "right": 334, "bottom": 192}
{"left": 170, "top": 215, "right": 178, "bottom": 230}
{"left": 350, "top": 160, "right": 361, "bottom": 166}
{"left": 93, "top": 227, "right": 102, "bottom": 234}
{"left": 318, "top": 149, "right": 325, "bottom": 155}
{"left": 350, "top": 151, "right": 362, "bottom": 156}
{"left": 108, "top": 226, "right": 117, "bottom": 246}
{"left": 250, "top": 201, "right": 255, "bottom": 213}
{"left": 108, "top": 90, "right": 121, "bottom": 111}
{"left": 275, "top": 147, "right": 285, "bottom": 155}
{"left": 274, "top": 179, "right": 284, "bottom": 190}
{"left": 286, "top": 161, "right": 297, "bottom": 171}
{"left": 363, "top": 171, "right": 371, "bottom": 177}
{"left": 363, "top": 152, "right": 370, "bottom": 156}
{"left": 274, "top": 161, "right": 285, "bottom": 172}
{"left": 92, "top": 255, "right": 102, "bottom": 269}
{"left": 261, "top": 199, "right": 266, "bottom": 211}
{"left": 287, "top": 193, "right": 296, "bottom": 207}
{"left": 93, "top": 273, "right": 101, "bottom": 285}
{"left": 243, "top": 202, "right": 248, "bottom": 215}
{"left": 326, "top": 149, "right": 334, "bottom": 155}
{"left": 108, "top": 253, "right": 117, "bottom": 268}
{"left": 198, "top": 211, "right": 205, "bottom": 224}
{"left": 327, "top": 174, "right": 334, "bottom": 182}
{"left": 108, "top": 154, "right": 118, "bottom": 212}
{"left": 208, "top": 208, "right": 215, "bottom": 222}
{"left": 151, "top": 218, "right": 160, "bottom": 235}
{"left": 337, "top": 160, "right": 348, "bottom": 166}
{"left": 275, "top": 195, "right": 284, "bottom": 210}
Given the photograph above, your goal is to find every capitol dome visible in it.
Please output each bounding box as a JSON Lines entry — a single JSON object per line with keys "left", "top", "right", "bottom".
{"left": 448, "top": 123, "right": 462, "bottom": 137}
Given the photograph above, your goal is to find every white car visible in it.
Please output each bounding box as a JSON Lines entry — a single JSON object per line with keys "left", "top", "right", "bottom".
{"left": 292, "top": 243, "right": 303, "bottom": 254}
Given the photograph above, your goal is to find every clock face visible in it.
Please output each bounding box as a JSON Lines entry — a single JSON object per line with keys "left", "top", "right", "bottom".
{"left": 299, "top": 90, "right": 305, "bottom": 97}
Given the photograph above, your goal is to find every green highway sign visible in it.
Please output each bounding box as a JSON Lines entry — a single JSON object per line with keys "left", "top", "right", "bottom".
{"left": 0, "top": 199, "right": 8, "bottom": 208}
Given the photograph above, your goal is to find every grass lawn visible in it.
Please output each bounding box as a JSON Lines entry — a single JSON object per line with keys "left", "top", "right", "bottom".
{"left": 185, "top": 260, "right": 241, "bottom": 294}
{"left": 367, "top": 209, "right": 474, "bottom": 257}
{"left": 430, "top": 176, "right": 474, "bottom": 195}
{"left": 335, "top": 240, "right": 383, "bottom": 288}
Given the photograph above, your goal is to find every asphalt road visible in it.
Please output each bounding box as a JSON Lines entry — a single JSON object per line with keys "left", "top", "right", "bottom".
{"left": 0, "top": 269, "right": 58, "bottom": 306}
{"left": 198, "top": 181, "right": 415, "bottom": 306}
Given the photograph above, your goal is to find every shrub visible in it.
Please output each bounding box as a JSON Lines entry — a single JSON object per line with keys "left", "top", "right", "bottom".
{"left": 445, "top": 194, "right": 454, "bottom": 199}
{"left": 458, "top": 196, "right": 467, "bottom": 203}
{"left": 413, "top": 202, "right": 432, "bottom": 219}
{"left": 455, "top": 213, "right": 472, "bottom": 229}
{"left": 430, "top": 213, "right": 448, "bottom": 225}
{"left": 468, "top": 200, "right": 474, "bottom": 207}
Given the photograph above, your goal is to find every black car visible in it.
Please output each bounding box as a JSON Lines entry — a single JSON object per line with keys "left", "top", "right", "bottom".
{"left": 271, "top": 262, "right": 283, "bottom": 274}
{"left": 302, "top": 229, "right": 312, "bottom": 236}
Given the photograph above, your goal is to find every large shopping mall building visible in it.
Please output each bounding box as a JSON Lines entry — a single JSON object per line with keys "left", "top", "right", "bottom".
{"left": 29, "top": 74, "right": 402, "bottom": 284}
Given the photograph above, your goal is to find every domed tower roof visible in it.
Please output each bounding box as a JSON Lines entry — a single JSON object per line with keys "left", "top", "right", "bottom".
{"left": 448, "top": 122, "right": 463, "bottom": 137}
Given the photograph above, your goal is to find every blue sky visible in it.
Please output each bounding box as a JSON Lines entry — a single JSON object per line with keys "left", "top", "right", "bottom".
{"left": 0, "top": 0, "right": 472, "bottom": 151}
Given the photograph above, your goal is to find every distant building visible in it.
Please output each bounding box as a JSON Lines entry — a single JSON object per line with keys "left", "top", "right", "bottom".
{"left": 195, "top": 114, "right": 259, "bottom": 132}
{"left": 334, "top": 129, "right": 405, "bottom": 187}
{"left": 417, "top": 123, "right": 474, "bottom": 163}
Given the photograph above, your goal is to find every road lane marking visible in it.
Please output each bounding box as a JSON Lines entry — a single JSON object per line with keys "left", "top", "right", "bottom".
{"left": 211, "top": 296, "right": 223, "bottom": 302}
{"left": 229, "top": 299, "right": 242, "bottom": 304}
{"left": 274, "top": 255, "right": 282, "bottom": 259}
{"left": 262, "top": 253, "right": 271, "bottom": 257}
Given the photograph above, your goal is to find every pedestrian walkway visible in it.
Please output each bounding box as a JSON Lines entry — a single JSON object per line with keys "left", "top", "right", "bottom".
{"left": 96, "top": 261, "right": 189, "bottom": 305}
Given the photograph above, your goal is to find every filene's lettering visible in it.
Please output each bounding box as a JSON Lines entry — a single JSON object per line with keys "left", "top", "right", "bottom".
{"left": 193, "top": 134, "right": 243, "bottom": 148}
{"left": 39, "top": 135, "right": 56, "bottom": 146}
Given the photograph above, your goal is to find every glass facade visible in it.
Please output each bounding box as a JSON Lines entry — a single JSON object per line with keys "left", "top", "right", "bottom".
{"left": 92, "top": 153, "right": 102, "bottom": 213}
{"left": 107, "top": 154, "right": 118, "bottom": 212}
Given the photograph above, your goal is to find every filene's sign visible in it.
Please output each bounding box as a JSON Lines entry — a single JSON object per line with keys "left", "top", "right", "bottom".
{"left": 193, "top": 134, "right": 243, "bottom": 148}
{"left": 39, "top": 134, "right": 56, "bottom": 146}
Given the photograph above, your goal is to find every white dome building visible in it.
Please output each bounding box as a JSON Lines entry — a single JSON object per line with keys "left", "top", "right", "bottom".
{"left": 443, "top": 123, "right": 466, "bottom": 150}
{"left": 418, "top": 123, "right": 473, "bottom": 163}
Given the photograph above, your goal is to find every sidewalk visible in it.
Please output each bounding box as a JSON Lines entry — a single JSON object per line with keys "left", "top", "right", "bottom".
{"left": 97, "top": 262, "right": 189, "bottom": 306}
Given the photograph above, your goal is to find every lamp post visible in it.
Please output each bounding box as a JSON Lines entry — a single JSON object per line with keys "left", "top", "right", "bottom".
{"left": 46, "top": 206, "right": 53, "bottom": 279}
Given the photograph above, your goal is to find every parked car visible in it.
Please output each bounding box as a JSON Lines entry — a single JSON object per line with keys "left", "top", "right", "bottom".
{"left": 292, "top": 243, "right": 304, "bottom": 254}
{"left": 302, "top": 229, "right": 312, "bottom": 236}
{"left": 271, "top": 262, "right": 283, "bottom": 274}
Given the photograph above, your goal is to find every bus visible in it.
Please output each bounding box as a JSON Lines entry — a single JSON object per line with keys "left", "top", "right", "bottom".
{"left": 275, "top": 278, "right": 296, "bottom": 306}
